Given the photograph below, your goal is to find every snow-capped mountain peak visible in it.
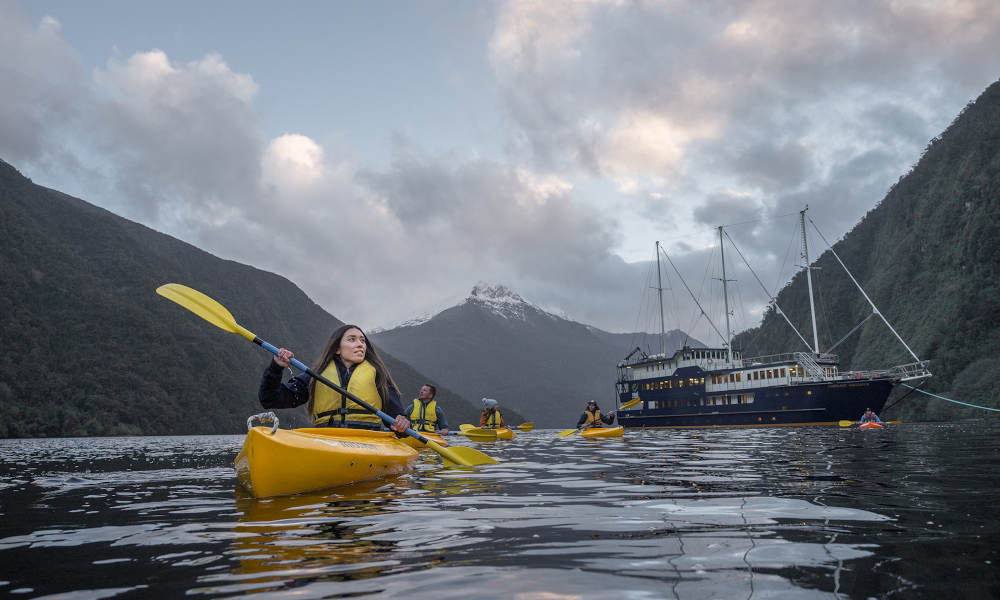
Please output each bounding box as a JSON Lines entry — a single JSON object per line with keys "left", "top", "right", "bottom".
{"left": 464, "top": 282, "right": 534, "bottom": 321}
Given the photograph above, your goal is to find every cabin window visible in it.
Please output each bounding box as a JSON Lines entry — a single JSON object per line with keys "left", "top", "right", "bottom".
{"left": 678, "top": 380, "right": 684, "bottom": 388}
{"left": 780, "top": 368, "right": 786, "bottom": 377}
{"left": 752, "top": 371, "right": 758, "bottom": 381}
{"left": 736, "top": 373, "right": 742, "bottom": 382}
{"left": 807, "top": 390, "right": 812, "bottom": 395}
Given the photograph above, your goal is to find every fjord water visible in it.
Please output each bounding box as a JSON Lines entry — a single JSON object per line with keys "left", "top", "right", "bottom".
{"left": 1, "top": 422, "right": 997, "bottom": 599}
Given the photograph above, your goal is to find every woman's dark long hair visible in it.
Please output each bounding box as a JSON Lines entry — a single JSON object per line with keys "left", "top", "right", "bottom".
{"left": 306, "top": 324, "right": 398, "bottom": 415}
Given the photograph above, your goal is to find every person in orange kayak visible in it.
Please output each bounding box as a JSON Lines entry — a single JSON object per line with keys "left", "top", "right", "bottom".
{"left": 859, "top": 408, "right": 882, "bottom": 424}
{"left": 258, "top": 324, "right": 410, "bottom": 433}
{"left": 479, "top": 397, "right": 505, "bottom": 428}
{"left": 576, "top": 400, "right": 616, "bottom": 429}
{"left": 404, "top": 384, "right": 449, "bottom": 435}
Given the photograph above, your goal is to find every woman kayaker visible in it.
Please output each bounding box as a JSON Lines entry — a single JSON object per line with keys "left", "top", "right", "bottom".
{"left": 576, "top": 400, "right": 616, "bottom": 429}
{"left": 258, "top": 324, "right": 410, "bottom": 433}
{"left": 479, "top": 397, "right": 505, "bottom": 428}
{"left": 404, "top": 384, "right": 449, "bottom": 435}
{"left": 859, "top": 408, "right": 882, "bottom": 424}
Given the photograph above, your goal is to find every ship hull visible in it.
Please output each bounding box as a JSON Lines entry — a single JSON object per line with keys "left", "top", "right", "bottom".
{"left": 617, "top": 379, "right": 894, "bottom": 429}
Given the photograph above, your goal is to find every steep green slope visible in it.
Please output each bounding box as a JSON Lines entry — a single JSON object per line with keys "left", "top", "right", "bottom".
{"left": 733, "top": 81, "right": 1000, "bottom": 420}
{"left": 0, "top": 160, "right": 479, "bottom": 436}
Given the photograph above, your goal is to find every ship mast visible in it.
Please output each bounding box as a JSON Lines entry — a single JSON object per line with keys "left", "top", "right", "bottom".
{"left": 718, "top": 226, "right": 733, "bottom": 364}
{"left": 801, "top": 207, "right": 820, "bottom": 354}
{"left": 655, "top": 241, "right": 666, "bottom": 355}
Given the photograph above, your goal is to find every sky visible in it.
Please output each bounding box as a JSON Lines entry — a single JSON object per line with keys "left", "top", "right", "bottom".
{"left": 2, "top": 0, "right": 998, "bottom": 348}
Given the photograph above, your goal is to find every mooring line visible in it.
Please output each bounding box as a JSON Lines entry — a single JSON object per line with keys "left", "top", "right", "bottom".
{"left": 903, "top": 384, "right": 1000, "bottom": 412}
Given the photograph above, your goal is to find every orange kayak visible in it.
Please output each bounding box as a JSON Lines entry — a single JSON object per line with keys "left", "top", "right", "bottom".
{"left": 579, "top": 426, "right": 624, "bottom": 438}
{"left": 859, "top": 422, "right": 884, "bottom": 429}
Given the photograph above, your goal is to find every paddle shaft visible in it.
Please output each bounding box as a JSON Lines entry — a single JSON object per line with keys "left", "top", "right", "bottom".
{"left": 253, "top": 338, "right": 431, "bottom": 445}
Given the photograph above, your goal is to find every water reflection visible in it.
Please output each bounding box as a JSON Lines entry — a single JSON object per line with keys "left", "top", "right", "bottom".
{"left": 0, "top": 423, "right": 997, "bottom": 598}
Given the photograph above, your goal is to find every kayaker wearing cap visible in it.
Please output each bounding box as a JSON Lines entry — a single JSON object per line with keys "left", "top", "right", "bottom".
{"left": 479, "top": 397, "right": 505, "bottom": 429}
{"left": 576, "top": 400, "right": 616, "bottom": 429}
{"left": 258, "top": 324, "right": 410, "bottom": 433}
{"left": 404, "top": 384, "right": 449, "bottom": 435}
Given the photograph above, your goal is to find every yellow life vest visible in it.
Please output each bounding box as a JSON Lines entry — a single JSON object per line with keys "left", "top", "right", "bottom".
{"left": 312, "top": 360, "right": 382, "bottom": 426}
{"left": 484, "top": 409, "right": 502, "bottom": 428}
{"left": 409, "top": 399, "right": 439, "bottom": 432}
{"left": 582, "top": 409, "right": 602, "bottom": 427}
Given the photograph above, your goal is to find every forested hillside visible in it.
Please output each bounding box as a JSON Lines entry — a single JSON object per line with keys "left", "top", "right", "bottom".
{"left": 733, "top": 80, "right": 1000, "bottom": 421}
{"left": 0, "top": 160, "right": 483, "bottom": 437}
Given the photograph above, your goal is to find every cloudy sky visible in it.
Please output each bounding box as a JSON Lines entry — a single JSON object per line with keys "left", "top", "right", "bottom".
{"left": 2, "top": 0, "right": 998, "bottom": 346}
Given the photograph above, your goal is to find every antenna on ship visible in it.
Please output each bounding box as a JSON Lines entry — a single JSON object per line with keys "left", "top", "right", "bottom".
{"left": 718, "top": 226, "right": 734, "bottom": 365}
{"left": 800, "top": 206, "right": 820, "bottom": 354}
{"left": 655, "top": 241, "right": 666, "bottom": 356}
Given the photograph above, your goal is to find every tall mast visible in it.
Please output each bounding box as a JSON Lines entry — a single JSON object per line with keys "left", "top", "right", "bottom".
{"left": 655, "top": 241, "right": 666, "bottom": 355}
{"left": 718, "top": 226, "right": 733, "bottom": 364}
{"left": 801, "top": 207, "right": 820, "bottom": 354}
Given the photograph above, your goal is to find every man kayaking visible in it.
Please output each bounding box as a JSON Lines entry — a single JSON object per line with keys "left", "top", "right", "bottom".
{"left": 576, "top": 400, "right": 616, "bottom": 429}
{"left": 859, "top": 408, "right": 882, "bottom": 424}
{"left": 258, "top": 325, "right": 410, "bottom": 433}
{"left": 405, "top": 384, "right": 449, "bottom": 435}
{"left": 479, "top": 397, "right": 505, "bottom": 429}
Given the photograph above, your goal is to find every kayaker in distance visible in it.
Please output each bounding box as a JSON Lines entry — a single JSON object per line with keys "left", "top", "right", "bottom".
{"left": 405, "top": 384, "right": 449, "bottom": 435}
{"left": 859, "top": 408, "right": 882, "bottom": 424}
{"left": 576, "top": 400, "right": 616, "bottom": 429}
{"left": 479, "top": 398, "right": 504, "bottom": 428}
{"left": 258, "top": 324, "right": 411, "bottom": 433}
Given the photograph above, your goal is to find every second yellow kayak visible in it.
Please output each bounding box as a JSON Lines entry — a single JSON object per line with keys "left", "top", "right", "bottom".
{"left": 579, "top": 426, "right": 624, "bottom": 439}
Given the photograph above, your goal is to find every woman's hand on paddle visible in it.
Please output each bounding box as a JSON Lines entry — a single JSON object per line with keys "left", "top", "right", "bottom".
{"left": 391, "top": 415, "right": 410, "bottom": 433}
{"left": 273, "top": 348, "right": 294, "bottom": 368}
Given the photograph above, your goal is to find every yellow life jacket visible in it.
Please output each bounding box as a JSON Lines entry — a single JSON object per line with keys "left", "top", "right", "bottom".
{"left": 409, "top": 399, "right": 439, "bottom": 432}
{"left": 484, "top": 409, "right": 502, "bottom": 428}
{"left": 312, "top": 360, "right": 382, "bottom": 426}
{"left": 582, "top": 409, "right": 602, "bottom": 427}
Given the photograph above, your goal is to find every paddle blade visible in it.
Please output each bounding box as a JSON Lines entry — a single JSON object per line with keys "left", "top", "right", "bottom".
{"left": 620, "top": 398, "right": 641, "bottom": 410}
{"left": 459, "top": 423, "right": 476, "bottom": 432}
{"left": 838, "top": 420, "right": 855, "bottom": 427}
{"left": 156, "top": 284, "right": 256, "bottom": 341}
{"left": 517, "top": 422, "right": 534, "bottom": 432}
{"left": 427, "top": 440, "right": 498, "bottom": 466}
{"left": 556, "top": 428, "right": 579, "bottom": 437}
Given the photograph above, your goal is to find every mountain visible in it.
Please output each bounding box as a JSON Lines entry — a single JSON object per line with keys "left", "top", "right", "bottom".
{"left": 732, "top": 80, "right": 1000, "bottom": 420}
{"left": 0, "top": 159, "right": 484, "bottom": 437}
{"left": 371, "top": 283, "right": 699, "bottom": 427}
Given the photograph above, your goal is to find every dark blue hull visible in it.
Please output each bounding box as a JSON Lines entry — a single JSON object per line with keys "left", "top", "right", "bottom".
{"left": 617, "top": 380, "right": 895, "bottom": 428}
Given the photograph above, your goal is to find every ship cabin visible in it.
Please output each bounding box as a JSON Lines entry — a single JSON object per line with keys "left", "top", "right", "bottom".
{"left": 615, "top": 346, "right": 843, "bottom": 411}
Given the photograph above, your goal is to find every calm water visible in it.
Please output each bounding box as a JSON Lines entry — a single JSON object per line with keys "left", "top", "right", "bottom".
{"left": 1, "top": 421, "right": 998, "bottom": 599}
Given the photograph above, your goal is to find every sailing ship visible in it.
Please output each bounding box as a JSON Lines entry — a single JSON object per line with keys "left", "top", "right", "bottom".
{"left": 614, "top": 208, "right": 932, "bottom": 428}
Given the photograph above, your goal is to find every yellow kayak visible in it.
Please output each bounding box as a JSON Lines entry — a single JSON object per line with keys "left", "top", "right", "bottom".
{"left": 235, "top": 426, "right": 419, "bottom": 498}
{"left": 579, "top": 426, "right": 624, "bottom": 439}
{"left": 492, "top": 427, "right": 516, "bottom": 440}
{"left": 399, "top": 431, "right": 449, "bottom": 449}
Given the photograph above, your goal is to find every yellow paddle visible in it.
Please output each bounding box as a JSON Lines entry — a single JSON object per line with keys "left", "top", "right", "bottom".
{"left": 838, "top": 420, "right": 856, "bottom": 427}
{"left": 156, "top": 283, "right": 498, "bottom": 467}
{"left": 516, "top": 422, "right": 534, "bottom": 432}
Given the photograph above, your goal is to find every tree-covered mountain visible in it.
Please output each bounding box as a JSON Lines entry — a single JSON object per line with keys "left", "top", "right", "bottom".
{"left": 732, "top": 80, "right": 1000, "bottom": 421}
{"left": 372, "top": 284, "right": 699, "bottom": 427}
{"left": 0, "top": 160, "right": 486, "bottom": 437}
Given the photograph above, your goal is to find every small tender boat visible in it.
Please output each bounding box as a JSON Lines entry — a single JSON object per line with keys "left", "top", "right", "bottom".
{"left": 859, "top": 422, "right": 884, "bottom": 429}
{"left": 400, "top": 431, "right": 449, "bottom": 449}
{"left": 235, "top": 419, "right": 419, "bottom": 498}
{"left": 579, "top": 426, "right": 624, "bottom": 439}
{"left": 494, "top": 427, "right": 517, "bottom": 440}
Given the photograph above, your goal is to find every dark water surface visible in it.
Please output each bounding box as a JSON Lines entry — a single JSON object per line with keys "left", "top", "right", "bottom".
{"left": 1, "top": 421, "right": 998, "bottom": 599}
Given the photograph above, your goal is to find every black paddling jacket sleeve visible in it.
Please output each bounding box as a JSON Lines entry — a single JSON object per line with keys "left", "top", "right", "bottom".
{"left": 258, "top": 359, "right": 407, "bottom": 419}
